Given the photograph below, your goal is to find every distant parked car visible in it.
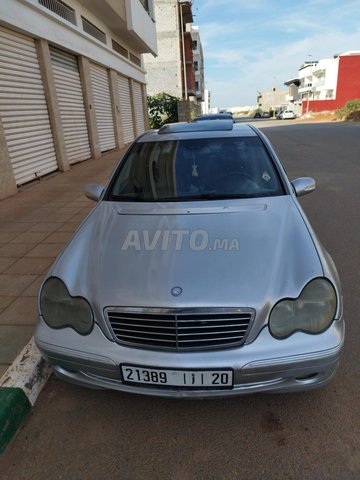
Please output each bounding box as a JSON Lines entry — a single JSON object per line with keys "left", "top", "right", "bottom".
{"left": 276, "top": 110, "right": 284, "bottom": 119}
{"left": 282, "top": 110, "right": 296, "bottom": 120}
{"left": 262, "top": 111, "right": 271, "bottom": 118}
{"left": 254, "top": 112, "right": 261, "bottom": 118}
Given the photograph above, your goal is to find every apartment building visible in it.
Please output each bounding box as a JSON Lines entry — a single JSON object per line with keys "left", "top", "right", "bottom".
{"left": 191, "top": 25, "right": 204, "bottom": 104}
{"left": 0, "top": 0, "right": 157, "bottom": 200}
{"left": 297, "top": 51, "right": 360, "bottom": 113}
{"left": 144, "top": 0, "right": 204, "bottom": 118}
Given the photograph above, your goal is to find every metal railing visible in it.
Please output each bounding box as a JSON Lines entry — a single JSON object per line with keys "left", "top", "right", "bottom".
{"left": 112, "top": 40, "right": 128, "bottom": 59}
{"left": 129, "top": 53, "right": 141, "bottom": 67}
{"left": 39, "top": 0, "right": 76, "bottom": 25}
{"left": 82, "top": 17, "right": 106, "bottom": 45}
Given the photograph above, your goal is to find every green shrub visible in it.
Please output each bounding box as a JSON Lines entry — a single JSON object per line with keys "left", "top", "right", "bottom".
{"left": 335, "top": 98, "right": 360, "bottom": 120}
{"left": 147, "top": 93, "right": 179, "bottom": 129}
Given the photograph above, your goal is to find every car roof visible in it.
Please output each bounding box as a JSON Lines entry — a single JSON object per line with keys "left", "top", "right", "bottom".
{"left": 139, "top": 121, "right": 257, "bottom": 142}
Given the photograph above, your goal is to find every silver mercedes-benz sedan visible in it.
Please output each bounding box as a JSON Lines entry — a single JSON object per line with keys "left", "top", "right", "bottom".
{"left": 35, "top": 120, "right": 344, "bottom": 398}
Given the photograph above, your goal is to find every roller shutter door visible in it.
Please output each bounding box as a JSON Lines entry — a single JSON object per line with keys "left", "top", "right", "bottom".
{"left": 117, "top": 75, "right": 134, "bottom": 144}
{"left": 50, "top": 47, "right": 90, "bottom": 164}
{"left": 0, "top": 26, "right": 57, "bottom": 184}
{"left": 132, "top": 81, "right": 145, "bottom": 135}
{"left": 89, "top": 63, "right": 116, "bottom": 152}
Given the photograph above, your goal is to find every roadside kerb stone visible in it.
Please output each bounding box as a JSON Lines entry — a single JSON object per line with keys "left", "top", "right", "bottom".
{"left": 0, "top": 338, "right": 51, "bottom": 453}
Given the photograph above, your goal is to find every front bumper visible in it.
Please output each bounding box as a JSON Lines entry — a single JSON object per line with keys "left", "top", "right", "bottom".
{"left": 35, "top": 317, "right": 344, "bottom": 398}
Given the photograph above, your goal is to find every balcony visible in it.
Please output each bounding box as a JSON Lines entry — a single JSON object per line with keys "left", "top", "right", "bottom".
{"left": 125, "top": 0, "right": 157, "bottom": 55}
{"left": 313, "top": 79, "right": 325, "bottom": 88}
{"left": 298, "top": 84, "right": 313, "bottom": 94}
{"left": 77, "top": 0, "right": 157, "bottom": 55}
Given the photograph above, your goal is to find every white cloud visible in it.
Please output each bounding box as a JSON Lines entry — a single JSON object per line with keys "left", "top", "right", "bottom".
{"left": 195, "top": 0, "right": 360, "bottom": 107}
{"left": 206, "top": 27, "right": 360, "bottom": 107}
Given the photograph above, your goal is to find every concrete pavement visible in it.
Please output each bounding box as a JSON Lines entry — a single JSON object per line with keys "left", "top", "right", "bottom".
{"left": 0, "top": 147, "right": 125, "bottom": 376}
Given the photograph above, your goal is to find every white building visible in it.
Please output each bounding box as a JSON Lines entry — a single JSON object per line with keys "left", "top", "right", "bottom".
{"left": 298, "top": 58, "right": 338, "bottom": 103}
{"left": 190, "top": 25, "right": 205, "bottom": 104}
{"left": 0, "top": 0, "right": 157, "bottom": 199}
{"left": 298, "top": 61, "right": 319, "bottom": 103}
{"left": 201, "top": 89, "right": 211, "bottom": 114}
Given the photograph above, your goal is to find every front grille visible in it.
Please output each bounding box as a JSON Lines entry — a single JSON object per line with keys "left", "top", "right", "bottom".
{"left": 105, "top": 308, "right": 254, "bottom": 351}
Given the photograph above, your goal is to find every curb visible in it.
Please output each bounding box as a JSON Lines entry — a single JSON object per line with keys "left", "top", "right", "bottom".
{"left": 0, "top": 337, "right": 51, "bottom": 453}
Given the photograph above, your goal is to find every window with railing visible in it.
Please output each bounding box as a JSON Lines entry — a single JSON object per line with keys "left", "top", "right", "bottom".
{"left": 82, "top": 16, "right": 106, "bottom": 44}
{"left": 39, "top": 0, "right": 76, "bottom": 25}
{"left": 129, "top": 53, "right": 141, "bottom": 67}
{"left": 112, "top": 40, "right": 128, "bottom": 58}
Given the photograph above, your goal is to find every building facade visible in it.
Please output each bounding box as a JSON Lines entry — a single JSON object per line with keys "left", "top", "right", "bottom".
{"left": 201, "top": 89, "right": 211, "bottom": 114}
{"left": 297, "top": 51, "right": 360, "bottom": 114}
{"left": 143, "top": 0, "right": 204, "bottom": 118}
{"left": 191, "top": 25, "right": 204, "bottom": 104}
{"left": 0, "top": 0, "right": 157, "bottom": 199}
{"left": 256, "top": 88, "right": 287, "bottom": 114}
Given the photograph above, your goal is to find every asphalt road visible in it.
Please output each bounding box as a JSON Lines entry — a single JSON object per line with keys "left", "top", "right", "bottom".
{"left": 1, "top": 121, "right": 360, "bottom": 480}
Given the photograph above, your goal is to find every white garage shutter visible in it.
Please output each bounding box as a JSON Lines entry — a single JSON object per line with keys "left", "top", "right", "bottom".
{"left": 89, "top": 63, "right": 116, "bottom": 152}
{"left": 117, "top": 75, "right": 134, "bottom": 144}
{"left": 0, "top": 26, "right": 57, "bottom": 184}
{"left": 50, "top": 46, "right": 91, "bottom": 164}
{"left": 132, "top": 81, "right": 145, "bottom": 135}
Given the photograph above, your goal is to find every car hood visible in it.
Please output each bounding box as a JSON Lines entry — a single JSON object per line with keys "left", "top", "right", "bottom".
{"left": 50, "top": 197, "right": 323, "bottom": 339}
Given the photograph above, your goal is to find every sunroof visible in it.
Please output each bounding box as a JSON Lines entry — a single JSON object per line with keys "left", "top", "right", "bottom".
{"left": 158, "top": 120, "right": 234, "bottom": 134}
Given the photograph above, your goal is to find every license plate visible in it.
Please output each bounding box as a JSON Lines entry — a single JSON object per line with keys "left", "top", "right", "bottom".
{"left": 121, "top": 365, "right": 233, "bottom": 388}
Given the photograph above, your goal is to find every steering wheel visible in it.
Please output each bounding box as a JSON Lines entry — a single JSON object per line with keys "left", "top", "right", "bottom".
{"left": 214, "top": 172, "right": 259, "bottom": 195}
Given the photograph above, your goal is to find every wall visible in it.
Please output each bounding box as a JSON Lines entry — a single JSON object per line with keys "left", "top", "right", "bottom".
{"left": 257, "top": 89, "right": 287, "bottom": 112}
{"left": 1, "top": 0, "right": 146, "bottom": 83}
{"left": 184, "top": 32, "right": 195, "bottom": 95}
{"left": 0, "top": 0, "right": 150, "bottom": 199}
{"left": 143, "top": 0, "right": 182, "bottom": 98}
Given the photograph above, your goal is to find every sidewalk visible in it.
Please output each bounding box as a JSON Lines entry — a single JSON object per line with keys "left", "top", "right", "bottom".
{"left": 0, "top": 147, "right": 125, "bottom": 376}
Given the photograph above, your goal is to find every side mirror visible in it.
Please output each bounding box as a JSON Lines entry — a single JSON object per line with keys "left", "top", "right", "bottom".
{"left": 291, "top": 177, "right": 316, "bottom": 197}
{"left": 85, "top": 184, "right": 104, "bottom": 202}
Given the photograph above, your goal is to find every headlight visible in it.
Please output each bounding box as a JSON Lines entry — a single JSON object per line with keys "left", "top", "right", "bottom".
{"left": 269, "top": 278, "right": 337, "bottom": 339}
{"left": 40, "top": 277, "right": 94, "bottom": 335}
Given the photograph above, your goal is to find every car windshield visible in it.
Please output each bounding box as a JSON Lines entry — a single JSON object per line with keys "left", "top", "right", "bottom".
{"left": 108, "top": 137, "right": 285, "bottom": 202}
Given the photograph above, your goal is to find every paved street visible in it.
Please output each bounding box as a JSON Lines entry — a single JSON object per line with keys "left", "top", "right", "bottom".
{"left": 0, "top": 121, "right": 360, "bottom": 479}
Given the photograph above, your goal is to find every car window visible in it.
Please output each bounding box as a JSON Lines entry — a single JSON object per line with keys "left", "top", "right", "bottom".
{"left": 108, "top": 137, "right": 285, "bottom": 202}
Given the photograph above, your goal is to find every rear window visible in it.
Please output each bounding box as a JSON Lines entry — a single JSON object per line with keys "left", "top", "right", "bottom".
{"left": 107, "top": 137, "right": 285, "bottom": 202}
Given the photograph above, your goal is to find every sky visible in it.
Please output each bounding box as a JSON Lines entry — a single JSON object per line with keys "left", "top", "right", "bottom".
{"left": 192, "top": 0, "right": 360, "bottom": 108}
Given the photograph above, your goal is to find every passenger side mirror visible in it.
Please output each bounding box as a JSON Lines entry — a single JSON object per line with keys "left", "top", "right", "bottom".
{"left": 291, "top": 177, "right": 316, "bottom": 197}
{"left": 85, "top": 184, "right": 104, "bottom": 202}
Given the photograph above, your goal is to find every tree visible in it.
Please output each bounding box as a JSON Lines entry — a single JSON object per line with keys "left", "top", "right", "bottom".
{"left": 147, "top": 93, "right": 179, "bottom": 129}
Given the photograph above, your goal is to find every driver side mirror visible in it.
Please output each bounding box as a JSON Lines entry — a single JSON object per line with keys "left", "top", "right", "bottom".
{"left": 291, "top": 177, "right": 316, "bottom": 197}
{"left": 85, "top": 184, "right": 104, "bottom": 202}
